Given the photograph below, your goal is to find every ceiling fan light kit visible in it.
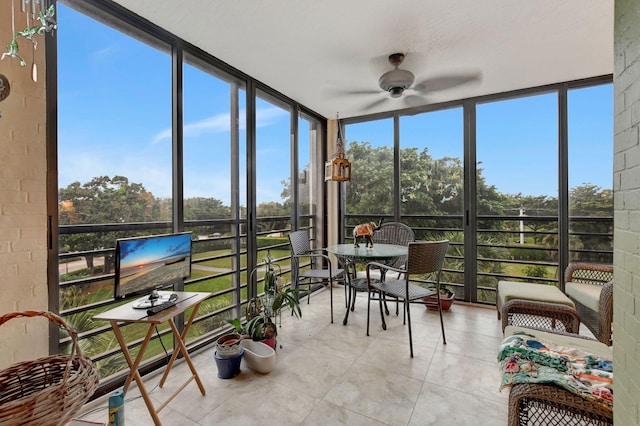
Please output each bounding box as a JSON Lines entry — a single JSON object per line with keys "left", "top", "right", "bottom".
{"left": 378, "top": 53, "right": 415, "bottom": 98}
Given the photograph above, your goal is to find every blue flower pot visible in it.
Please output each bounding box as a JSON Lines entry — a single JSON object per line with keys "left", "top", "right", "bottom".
{"left": 214, "top": 348, "right": 244, "bottom": 379}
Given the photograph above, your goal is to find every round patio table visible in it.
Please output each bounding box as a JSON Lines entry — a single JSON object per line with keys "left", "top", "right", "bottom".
{"left": 326, "top": 243, "right": 407, "bottom": 325}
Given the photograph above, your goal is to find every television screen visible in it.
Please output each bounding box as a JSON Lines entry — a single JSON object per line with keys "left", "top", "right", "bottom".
{"left": 114, "top": 232, "right": 192, "bottom": 308}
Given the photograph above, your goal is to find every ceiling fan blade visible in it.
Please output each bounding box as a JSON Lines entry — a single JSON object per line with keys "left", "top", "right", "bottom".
{"left": 325, "top": 87, "right": 381, "bottom": 97}
{"left": 343, "top": 88, "right": 383, "bottom": 96}
{"left": 363, "top": 96, "right": 389, "bottom": 111}
{"left": 413, "top": 71, "right": 482, "bottom": 93}
{"left": 403, "top": 94, "right": 428, "bottom": 108}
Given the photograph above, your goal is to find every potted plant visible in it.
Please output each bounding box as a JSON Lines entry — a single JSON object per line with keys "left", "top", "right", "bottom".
{"left": 226, "top": 251, "right": 302, "bottom": 349}
{"left": 422, "top": 286, "right": 455, "bottom": 311}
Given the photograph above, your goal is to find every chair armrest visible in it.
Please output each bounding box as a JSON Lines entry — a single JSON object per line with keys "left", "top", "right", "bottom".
{"left": 293, "top": 252, "right": 337, "bottom": 270}
{"left": 598, "top": 281, "right": 614, "bottom": 346}
{"left": 366, "top": 261, "right": 405, "bottom": 276}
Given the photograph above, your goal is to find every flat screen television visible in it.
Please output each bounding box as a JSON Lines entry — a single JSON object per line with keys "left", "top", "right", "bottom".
{"left": 114, "top": 232, "right": 192, "bottom": 309}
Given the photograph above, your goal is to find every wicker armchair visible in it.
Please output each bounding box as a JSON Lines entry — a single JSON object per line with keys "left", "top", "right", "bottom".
{"left": 564, "top": 263, "right": 614, "bottom": 346}
{"left": 509, "top": 383, "right": 613, "bottom": 425}
{"left": 505, "top": 326, "right": 613, "bottom": 426}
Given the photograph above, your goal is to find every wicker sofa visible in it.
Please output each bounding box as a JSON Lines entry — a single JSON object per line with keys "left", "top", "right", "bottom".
{"left": 564, "top": 263, "right": 614, "bottom": 346}
{"left": 503, "top": 326, "right": 613, "bottom": 426}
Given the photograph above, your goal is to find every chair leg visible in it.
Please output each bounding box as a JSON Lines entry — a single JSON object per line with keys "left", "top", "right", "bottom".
{"left": 366, "top": 290, "right": 371, "bottom": 336}
{"left": 330, "top": 279, "right": 334, "bottom": 324}
{"left": 344, "top": 280, "right": 348, "bottom": 308}
{"left": 378, "top": 291, "right": 386, "bottom": 330}
{"left": 406, "top": 300, "right": 414, "bottom": 358}
{"left": 437, "top": 297, "right": 447, "bottom": 345}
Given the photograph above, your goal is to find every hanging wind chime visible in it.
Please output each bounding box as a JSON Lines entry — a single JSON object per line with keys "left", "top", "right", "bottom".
{"left": 0, "top": 0, "right": 57, "bottom": 116}
{"left": 324, "top": 115, "right": 351, "bottom": 182}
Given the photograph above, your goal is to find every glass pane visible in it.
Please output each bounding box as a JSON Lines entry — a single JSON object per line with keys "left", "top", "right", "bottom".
{"left": 57, "top": 3, "right": 172, "bottom": 375}
{"left": 400, "top": 108, "right": 464, "bottom": 297}
{"left": 255, "top": 92, "right": 292, "bottom": 261}
{"left": 297, "top": 115, "right": 316, "bottom": 219}
{"left": 344, "top": 118, "right": 394, "bottom": 227}
{"left": 568, "top": 84, "right": 613, "bottom": 263}
{"left": 183, "top": 54, "right": 246, "bottom": 339}
{"left": 476, "top": 93, "right": 559, "bottom": 302}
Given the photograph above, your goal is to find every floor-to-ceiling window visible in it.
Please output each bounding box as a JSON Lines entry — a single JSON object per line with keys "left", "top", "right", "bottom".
{"left": 342, "top": 80, "right": 613, "bottom": 305}
{"left": 400, "top": 107, "right": 464, "bottom": 297}
{"left": 55, "top": 1, "right": 325, "bottom": 388}
{"left": 57, "top": 3, "right": 174, "bottom": 376}
{"left": 476, "top": 92, "right": 559, "bottom": 302}
{"left": 568, "top": 84, "right": 613, "bottom": 264}
{"left": 182, "top": 53, "right": 247, "bottom": 341}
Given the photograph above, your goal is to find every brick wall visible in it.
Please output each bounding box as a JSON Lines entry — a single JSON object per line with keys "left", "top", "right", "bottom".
{"left": 0, "top": 0, "right": 49, "bottom": 369}
{"left": 613, "top": 0, "right": 640, "bottom": 424}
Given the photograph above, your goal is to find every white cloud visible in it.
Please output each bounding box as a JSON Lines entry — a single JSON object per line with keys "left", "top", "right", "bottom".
{"left": 150, "top": 106, "right": 288, "bottom": 145}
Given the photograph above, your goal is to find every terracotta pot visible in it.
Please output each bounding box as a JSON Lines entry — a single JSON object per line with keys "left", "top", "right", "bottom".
{"left": 423, "top": 292, "right": 455, "bottom": 311}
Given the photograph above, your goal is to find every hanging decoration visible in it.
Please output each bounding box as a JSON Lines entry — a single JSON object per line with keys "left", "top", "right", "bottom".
{"left": 1, "top": 0, "right": 57, "bottom": 82}
{"left": 0, "top": 72, "right": 9, "bottom": 116}
{"left": 324, "top": 114, "right": 351, "bottom": 182}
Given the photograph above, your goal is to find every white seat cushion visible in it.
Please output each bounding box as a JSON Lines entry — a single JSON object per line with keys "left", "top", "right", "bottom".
{"left": 565, "top": 282, "right": 602, "bottom": 313}
{"left": 498, "top": 280, "right": 574, "bottom": 307}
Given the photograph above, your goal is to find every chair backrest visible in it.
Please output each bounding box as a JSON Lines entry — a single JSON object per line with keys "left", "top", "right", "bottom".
{"left": 564, "top": 262, "right": 613, "bottom": 286}
{"left": 405, "top": 240, "right": 450, "bottom": 275}
{"left": 373, "top": 222, "right": 415, "bottom": 245}
{"left": 374, "top": 222, "right": 415, "bottom": 269}
{"left": 288, "top": 230, "right": 311, "bottom": 256}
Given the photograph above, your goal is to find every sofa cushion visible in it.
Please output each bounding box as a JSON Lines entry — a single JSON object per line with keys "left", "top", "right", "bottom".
{"left": 565, "top": 282, "right": 602, "bottom": 313}
{"left": 498, "top": 280, "right": 575, "bottom": 307}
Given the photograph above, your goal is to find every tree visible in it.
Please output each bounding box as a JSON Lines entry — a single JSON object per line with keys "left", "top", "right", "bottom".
{"left": 569, "top": 184, "right": 613, "bottom": 262}
{"left": 59, "top": 176, "right": 160, "bottom": 274}
{"left": 345, "top": 141, "right": 394, "bottom": 215}
{"left": 256, "top": 201, "right": 291, "bottom": 232}
{"left": 184, "top": 197, "right": 232, "bottom": 236}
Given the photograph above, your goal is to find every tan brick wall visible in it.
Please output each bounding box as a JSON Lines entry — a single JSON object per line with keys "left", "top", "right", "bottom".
{"left": 614, "top": 0, "right": 640, "bottom": 424}
{"left": 0, "top": 0, "right": 49, "bottom": 369}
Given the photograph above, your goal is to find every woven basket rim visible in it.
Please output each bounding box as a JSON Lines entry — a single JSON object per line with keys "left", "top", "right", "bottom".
{"left": 0, "top": 311, "right": 99, "bottom": 426}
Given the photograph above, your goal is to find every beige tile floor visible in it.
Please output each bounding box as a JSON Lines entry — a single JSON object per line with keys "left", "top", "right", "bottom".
{"left": 76, "top": 289, "right": 510, "bottom": 425}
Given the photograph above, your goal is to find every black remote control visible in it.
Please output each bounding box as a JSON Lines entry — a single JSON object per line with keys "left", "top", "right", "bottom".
{"left": 146, "top": 300, "right": 177, "bottom": 316}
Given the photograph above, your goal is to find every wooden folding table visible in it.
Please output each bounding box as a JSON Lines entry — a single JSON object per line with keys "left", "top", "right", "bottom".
{"left": 94, "top": 291, "right": 212, "bottom": 426}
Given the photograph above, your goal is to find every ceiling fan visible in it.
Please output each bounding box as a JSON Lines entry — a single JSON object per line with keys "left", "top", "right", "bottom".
{"left": 342, "top": 52, "right": 481, "bottom": 111}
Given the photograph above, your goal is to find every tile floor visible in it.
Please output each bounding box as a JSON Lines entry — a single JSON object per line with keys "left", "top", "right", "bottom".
{"left": 76, "top": 289, "right": 511, "bottom": 425}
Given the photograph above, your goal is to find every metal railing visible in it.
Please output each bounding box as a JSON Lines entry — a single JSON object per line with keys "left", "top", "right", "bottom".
{"left": 345, "top": 214, "right": 613, "bottom": 304}
{"left": 57, "top": 216, "right": 315, "bottom": 391}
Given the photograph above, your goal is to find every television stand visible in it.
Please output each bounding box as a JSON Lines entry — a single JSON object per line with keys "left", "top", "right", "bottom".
{"left": 93, "top": 291, "right": 212, "bottom": 426}
{"left": 132, "top": 290, "right": 177, "bottom": 309}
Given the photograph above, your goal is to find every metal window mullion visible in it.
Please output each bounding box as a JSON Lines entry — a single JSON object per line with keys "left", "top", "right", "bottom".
{"left": 246, "top": 81, "right": 258, "bottom": 301}
{"left": 230, "top": 81, "right": 242, "bottom": 316}
{"left": 291, "top": 106, "right": 300, "bottom": 231}
{"left": 394, "top": 113, "right": 401, "bottom": 222}
{"left": 463, "top": 100, "right": 477, "bottom": 303}
{"left": 558, "top": 86, "right": 569, "bottom": 290}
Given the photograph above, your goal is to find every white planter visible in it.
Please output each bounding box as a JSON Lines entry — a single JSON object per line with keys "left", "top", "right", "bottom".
{"left": 240, "top": 339, "right": 276, "bottom": 374}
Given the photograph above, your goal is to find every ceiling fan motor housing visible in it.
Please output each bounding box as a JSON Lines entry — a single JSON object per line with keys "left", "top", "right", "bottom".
{"left": 378, "top": 68, "right": 415, "bottom": 98}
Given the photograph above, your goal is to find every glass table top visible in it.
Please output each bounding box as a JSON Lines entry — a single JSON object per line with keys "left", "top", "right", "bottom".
{"left": 325, "top": 243, "right": 407, "bottom": 260}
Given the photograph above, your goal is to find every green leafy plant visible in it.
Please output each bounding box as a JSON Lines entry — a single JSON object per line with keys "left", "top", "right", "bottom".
{"left": 226, "top": 252, "right": 301, "bottom": 341}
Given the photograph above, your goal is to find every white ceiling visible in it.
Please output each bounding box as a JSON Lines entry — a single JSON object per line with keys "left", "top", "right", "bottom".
{"left": 113, "top": 0, "right": 613, "bottom": 119}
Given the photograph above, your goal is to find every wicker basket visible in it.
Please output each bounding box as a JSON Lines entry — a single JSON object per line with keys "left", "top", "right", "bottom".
{"left": 0, "top": 311, "right": 99, "bottom": 426}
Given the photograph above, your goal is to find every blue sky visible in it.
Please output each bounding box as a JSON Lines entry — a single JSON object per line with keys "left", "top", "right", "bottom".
{"left": 57, "top": 4, "right": 613, "bottom": 204}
